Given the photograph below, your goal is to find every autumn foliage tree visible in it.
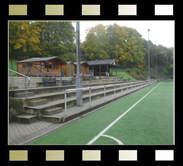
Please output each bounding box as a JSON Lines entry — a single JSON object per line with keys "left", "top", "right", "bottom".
{"left": 9, "top": 22, "right": 42, "bottom": 60}
{"left": 9, "top": 21, "right": 76, "bottom": 61}
{"left": 82, "top": 23, "right": 173, "bottom": 78}
{"left": 82, "top": 24, "right": 111, "bottom": 60}
{"left": 82, "top": 23, "right": 145, "bottom": 68}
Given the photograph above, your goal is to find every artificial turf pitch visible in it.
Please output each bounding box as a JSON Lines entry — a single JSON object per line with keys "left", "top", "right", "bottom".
{"left": 29, "top": 82, "right": 173, "bottom": 145}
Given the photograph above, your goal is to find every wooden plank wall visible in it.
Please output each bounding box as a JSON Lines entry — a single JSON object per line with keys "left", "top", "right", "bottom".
{"left": 17, "top": 60, "right": 62, "bottom": 76}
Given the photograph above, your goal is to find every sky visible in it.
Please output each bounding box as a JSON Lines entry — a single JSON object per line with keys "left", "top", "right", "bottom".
{"left": 72, "top": 21, "right": 174, "bottom": 48}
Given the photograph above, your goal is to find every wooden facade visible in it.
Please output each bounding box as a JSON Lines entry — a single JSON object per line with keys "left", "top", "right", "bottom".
{"left": 62, "top": 62, "right": 75, "bottom": 77}
{"left": 17, "top": 57, "right": 66, "bottom": 76}
{"left": 87, "top": 59, "right": 120, "bottom": 76}
{"left": 17, "top": 58, "right": 119, "bottom": 77}
{"left": 73, "top": 62, "right": 89, "bottom": 75}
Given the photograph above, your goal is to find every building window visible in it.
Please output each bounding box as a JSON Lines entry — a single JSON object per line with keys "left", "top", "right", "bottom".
{"left": 48, "top": 63, "right": 52, "bottom": 69}
{"left": 56, "top": 64, "right": 58, "bottom": 69}
{"left": 45, "top": 63, "right": 52, "bottom": 69}
{"left": 22, "top": 64, "right": 30, "bottom": 71}
{"left": 53, "top": 63, "right": 56, "bottom": 69}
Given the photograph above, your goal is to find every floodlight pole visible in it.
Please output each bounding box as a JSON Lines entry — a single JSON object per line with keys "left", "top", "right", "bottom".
{"left": 76, "top": 22, "right": 83, "bottom": 106}
{"left": 156, "top": 55, "right": 157, "bottom": 79}
{"left": 147, "top": 29, "right": 150, "bottom": 83}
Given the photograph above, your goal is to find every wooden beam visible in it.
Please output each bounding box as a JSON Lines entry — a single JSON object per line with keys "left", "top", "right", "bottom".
{"left": 61, "top": 65, "right": 62, "bottom": 76}
{"left": 99, "top": 65, "right": 101, "bottom": 76}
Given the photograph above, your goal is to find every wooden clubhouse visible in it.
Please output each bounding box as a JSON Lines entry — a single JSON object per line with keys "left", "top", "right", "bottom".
{"left": 17, "top": 57, "right": 119, "bottom": 77}
{"left": 17, "top": 56, "right": 66, "bottom": 76}
{"left": 87, "top": 59, "right": 120, "bottom": 76}
{"left": 62, "top": 61, "right": 75, "bottom": 77}
{"left": 73, "top": 61, "right": 89, "bottom": 75}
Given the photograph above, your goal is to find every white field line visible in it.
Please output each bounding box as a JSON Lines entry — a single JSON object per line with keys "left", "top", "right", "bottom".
{"left": 86, "top": 82, "right": 161, "bottom": 145}
{"left": 101, "top": 134, "right": 123, "bottom": 145}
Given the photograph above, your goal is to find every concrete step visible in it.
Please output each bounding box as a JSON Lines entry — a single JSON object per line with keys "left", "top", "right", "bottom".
{"left": 12, "top": 81, "right": 154, "bottom": 124}
{"left": 18, "top": 85, "right": 119, "bottom": 106}
{"left": 43, "top": 107, "right": 63, "bottom": 115}
{"left": 14, "top": 92, "right": 34, "bottom": 97}
{"left": 11, "top": 81, "right": 142, "bottom": 101}
{"left": 39, "top": 82, "right": 152, "bottom": 123}
{"left": 9, "top": 82, "right": 38, "bottom": 89}
{"left": 28, "top": 99, "right": 48, "bottom": 106}
{"left": 23, "top": 82, "right": 148, "bottom": 115}
{"left": 13, "top": 114, "right": 38, "bottom": 123}
{"left": 9, "top": 85, "right": 19, "bottom": 90}
{"left": 8, "top": 76, "right": 122, "bottom": 89}
{"left": 9, "top": 80, "right": 131, "bottom": 97}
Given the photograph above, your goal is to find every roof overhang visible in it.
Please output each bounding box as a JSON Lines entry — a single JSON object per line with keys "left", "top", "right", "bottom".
{"left": 17, "top": 56, "right": 66, "bottom": 64}
{"left": 87, "top": 59, "right": 120, "bottom": 66}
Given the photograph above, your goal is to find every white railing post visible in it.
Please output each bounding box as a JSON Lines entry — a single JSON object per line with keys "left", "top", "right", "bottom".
{"left": 114, "top": 84, "right": 116, "bottom": 98}
{"left": 25, "top": 77, "right": 27, "bottom": 99}
{"left": 104, "top": 85, "right": 106, "bottom": 101}
{"left": 89, "top": 87, "right": 91, "bottom": 107}
{"left": 65, "top": 92, "right": 67, "bottom": 113}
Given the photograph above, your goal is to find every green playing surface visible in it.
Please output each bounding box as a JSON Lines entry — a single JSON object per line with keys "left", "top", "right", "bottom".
{"left": 29, "top": 82, "right": 174, "bottom": 145}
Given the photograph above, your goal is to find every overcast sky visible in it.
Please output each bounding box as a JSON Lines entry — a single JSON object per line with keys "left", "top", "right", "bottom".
{"left": 72, "top": 21, "right": 174, "bottom": 48}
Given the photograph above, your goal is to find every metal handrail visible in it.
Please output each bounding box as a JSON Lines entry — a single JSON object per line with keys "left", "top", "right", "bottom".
{"left": 9, "top": 69, "right": 31, "bottom": 99}
{"left": 9, "top": 69, "right": 30, "bottom": 81}
{"left": 64, "top": 81, "right": 147, "bottom": 113}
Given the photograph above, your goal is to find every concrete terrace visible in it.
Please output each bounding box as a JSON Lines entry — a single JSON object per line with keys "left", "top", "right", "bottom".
{"left": 9, "top": 79, "right": 155, "bottom": 145}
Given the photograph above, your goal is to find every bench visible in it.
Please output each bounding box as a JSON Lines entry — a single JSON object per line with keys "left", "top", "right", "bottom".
{"left": 43, "top": 77, "right": 57, "bottom": 86}
{"left": 62, "top": 77, "right": 75, "bottom": 85}
{"left": 100, "top": 72, "right": 106, "bottom": 76}
{"left": 123, "top": 78, "right": 131, "bottom": 82}
{"left": 99, "top": 72, "right": 110, "bottom": 76}
{"left": 42, "top": 72, "right": 58, "bottom": 87}
{"left": 83, "top": 74, "right": 92, "bottom": 80}
{"left": 42, "top": 71, "right": 58, "bottom": 77}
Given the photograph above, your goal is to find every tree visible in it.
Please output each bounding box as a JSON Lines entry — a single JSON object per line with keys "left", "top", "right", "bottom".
{"left": 83, "top": 23, "right": 146, "bottom": 68}
{"left": 143, "top": 40, "right": 173, "bottom": 79}
{"left": 33, "top": 21, "right": 76, "bottom": 60}
{"left": 82, "top": 24, "right": 110, "bottom": 60}
{"left": 9, "top": 22, "right": 42, "bottom": 60}
{"left": 9, "top": 21, "right": 76, "bottom": 61}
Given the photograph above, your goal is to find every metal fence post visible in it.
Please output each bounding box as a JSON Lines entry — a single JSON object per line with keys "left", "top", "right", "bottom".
{"left": 127, "top": 84, "right": 128, "bottom": 92}
{"left": 65, "top": 92, "right": 67, "bottom": 113}
{"left": 89, "top": 87, "right": 91, "bottom": 107}
{"left": 114, "top": 84, "right": 116, "bottom": 98}
{"left": 104, "top": 85, "right": 106, "bottom": 101}
{"left": 25, "top": 77, "right": 27, "bottom": 99}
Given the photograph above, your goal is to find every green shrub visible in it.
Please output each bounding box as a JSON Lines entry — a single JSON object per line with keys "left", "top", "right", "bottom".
{"left": 125, "top": 68, "right": 131, "bottom": 73}
{"left": 9, "top": 98, "right": 24, "bottom": 122}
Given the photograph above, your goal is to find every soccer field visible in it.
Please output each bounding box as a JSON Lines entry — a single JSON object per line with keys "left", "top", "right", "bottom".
{"left": 29, "top": 82, "right": 174, "bottom": 145}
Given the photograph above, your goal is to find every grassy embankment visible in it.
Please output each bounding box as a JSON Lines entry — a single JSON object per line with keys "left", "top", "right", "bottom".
{"left": 9, "top": 60, "right": 17, "bottom": 76}
{"left": 110, "top": 67, "right": 158, "bottom": 81}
